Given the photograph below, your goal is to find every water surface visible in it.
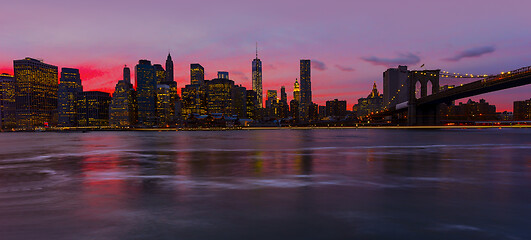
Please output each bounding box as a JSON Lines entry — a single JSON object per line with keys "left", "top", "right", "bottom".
{"left": 0, "top": 129, "right": 530, "bottom": 239}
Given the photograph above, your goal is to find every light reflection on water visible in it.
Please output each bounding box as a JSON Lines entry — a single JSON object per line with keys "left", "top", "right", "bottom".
{"left": 0, "top": 129, "right": 530, "bottom": 240}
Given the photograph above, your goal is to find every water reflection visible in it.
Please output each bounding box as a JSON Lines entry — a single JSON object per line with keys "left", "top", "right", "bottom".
{"left": 0, "top": 129, "right": 530, "bottom": 239}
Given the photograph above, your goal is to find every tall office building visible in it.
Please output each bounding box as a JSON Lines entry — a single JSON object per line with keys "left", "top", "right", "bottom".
{"left": 252, "top": 47, "right": 263, "bottom": 108}
{"left": 191, "top": 64, "right": 205, "bottom": 85}
{"left": 266, "top": 90, "right": 278, "bottom": 118}
{"left": 13, "top": 57, "right": 58, "bottom": 128}
{"left": 156, "top": 84, "right": 172, "bottom": 126}
{"left": 513, "top": 98, "right": 531, "bottom": 121}
{"left": 165, "top": 53, "right": 174, "bottom": 83}
{"left": 299, "top": 60, "right": 312, "bottom": 123}
{"left": 232, "top": 85, "right": 247, "bottom": 118}
{"left": 0, "top": 73, "right": 16, "bottom": 129}
{"left": 326, "top": 99, "right": 347, "bottom": 117}
{"left": 123, "top": 65, "right": 131, "bottom": 84}
{"left": 109, "top": 76, "right": 137, "bottom": 127}
{"left": 206, "top": 77, "right": 235, "bottom": 115}
{"left": 279, "top": 86, "right": 289, "bottom": 118}
{"left": 383, "top": 65, "right": 408, "bottom": 108}
{"left": 245, "top": 90, "right": 258, "bottom": 119}
{"left": 135, "top": 60, "right": 157, "bottom": 126}
{"left": 293, "top": 78, "right": 300, "bottom": 102}
{"left": 77, "top": 91, "right": 111, "bottom": 126}
{"left": 153, "top": 64, "right": 166, "bottom": 84}
{"left": 58, "top": 68, "right": 83, "bottom": 127}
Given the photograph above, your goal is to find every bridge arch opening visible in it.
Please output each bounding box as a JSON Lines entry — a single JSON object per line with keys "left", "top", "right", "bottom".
{"left": 415, "top": 81, "right": 422, "bottom": 99}
{"left": 427, "top": 81, "right": 433, "bottom": 96}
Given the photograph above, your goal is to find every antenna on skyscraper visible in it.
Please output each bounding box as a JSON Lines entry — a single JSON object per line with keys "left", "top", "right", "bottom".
{"left": 256, "top": 42, "right": 258, "bottom": 59}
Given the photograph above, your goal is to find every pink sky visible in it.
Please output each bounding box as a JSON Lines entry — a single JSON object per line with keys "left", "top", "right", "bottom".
{"left": 1, "top": 0, "right": 530, "bottom": 111}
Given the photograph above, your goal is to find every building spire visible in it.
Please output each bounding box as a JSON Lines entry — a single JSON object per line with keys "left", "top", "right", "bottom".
{"left": 256, "top": 42, "right": 258, "bottom": 59}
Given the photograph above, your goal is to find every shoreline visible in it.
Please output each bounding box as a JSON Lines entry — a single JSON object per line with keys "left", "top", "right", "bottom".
{"left": 3, "top": 125, "right": 531, "bottom": 132}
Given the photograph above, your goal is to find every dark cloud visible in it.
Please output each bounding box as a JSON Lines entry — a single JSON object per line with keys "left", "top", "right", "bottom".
{"left": 312, "top": 60, "right": 327, "bottom": 71}
{"left": 335, "top": 65, "right": 355, "bottom": 72}
{"left": 361, "top": 53, "right": 421, "bottom": 67}
{"left": 444, "top": 46, "right": 495, "bottom": 62}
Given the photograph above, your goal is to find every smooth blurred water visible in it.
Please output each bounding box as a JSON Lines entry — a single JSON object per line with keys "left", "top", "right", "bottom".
{"left": 0, "top": 129, "right": 530, "bottom": 240}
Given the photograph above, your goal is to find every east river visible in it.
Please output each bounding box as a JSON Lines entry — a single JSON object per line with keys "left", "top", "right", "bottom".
{"left": 0, "top": 129, "right": 530, "bottom": 239}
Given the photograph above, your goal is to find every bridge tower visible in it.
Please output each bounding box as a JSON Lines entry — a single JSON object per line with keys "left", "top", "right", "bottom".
{"left": 407, "top": 70, "right": 441, "bottom": 125}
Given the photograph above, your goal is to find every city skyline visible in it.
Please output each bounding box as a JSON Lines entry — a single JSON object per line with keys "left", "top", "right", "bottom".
{"left": 1, "top": 1, "right": 531, "bottom": 111}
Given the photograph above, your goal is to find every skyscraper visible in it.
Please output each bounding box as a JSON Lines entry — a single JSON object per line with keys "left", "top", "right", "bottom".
{"left": 279, "top": 86, "right": 289, "bottom": 119}
{"left": 191, "top": 64, "right": 205, "bottom": 85}
{"left": 153, "top": 64, "right": 166, "bottom": 84}
{"left": 293, "top": 78, "right": 300, "bottom": 102}
{"left": 252, "top": 45, "right": 263, "bottom": 108}
{"left": 383, "top": 65, "right": 408, "bottom": 108}
{"left": 77, "top": 91, "right": 111, "bottom": 126}
{"left": 123, "top": 65, "right": 131, "bottom": 85}
{"left": 135, "top": 60, "right": 157, "bottom": 126}
{"left": 13, "top": 57, "right": 58, "bottom": 128}
{"left": 165, "top": 53, "right": 174, "bottom": 83}
{"left": 58, "top": 68, "right": 83, "bottom": 127}
{"left": 299, "top": 60, "right": 312, "bottom": 123}
{"left": 0, "top": 73, "right": 16, "bottom": 129}
{"left": 109, "top": 68, "right": 137, "bottom": 128}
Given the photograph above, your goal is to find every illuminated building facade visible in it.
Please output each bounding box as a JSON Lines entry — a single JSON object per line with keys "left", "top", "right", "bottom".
{"left": 181, "top": 84, "right": 207, "bottom": 117}
{"left": 135, "top": 60, "right": 157, "bottom": 126}
{"left": 266, "top": 90, "right": 278, "bottom": 118}
{"left": 514, "top": 98, "right": 531, "bottom": 121}
{"left": 109, "top": 78, "right": 137, "bottom": 127}
{"left": 252, "top": 54, "right": 263, "bottom": 108}
{"left": 156, "top": 84, "right": 172, "bottom": 126}
{"left": 58, "top": 68, "right": 83, "bottom": 127}
{"left": 293, "top": 78, "right": 300, "bottom": 102}
{"left": 206, "top": 77, "right": 234, "bottom": 115}
{"left": 153, "top": 64, "right": 166, "bottom": 84}
{"left": 0, "top": 74, "right": 16, "bottom": 129}
{"left": 13, "top": 57, "right": 58, "bottom": 128}
{"left": 326, "top": 99, "right": 347, "bottom": 117}
{"left": 190, "top": 64, "right": 205, "bottom": 85}
{"left": 246, "top": 90, "right": 258, "bottom": 119}
{"left": 77, "top": 91, "right": 111, "bottom": 126}
{"left": 182, "top": 64, "right": 207, "bottom": 118}
{"left": 299, "top": 60, "right": 312, "bottom": 123}
{"left": 355, "top": 83, "right": 383, "bottom": 118}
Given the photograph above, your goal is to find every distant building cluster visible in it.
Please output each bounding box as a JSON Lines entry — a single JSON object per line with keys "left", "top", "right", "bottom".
{"left": 0, "top": 56, "right": 529, "bottom": 129}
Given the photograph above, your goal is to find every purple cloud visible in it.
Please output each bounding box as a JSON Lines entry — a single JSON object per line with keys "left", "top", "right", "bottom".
{"left": 335, "top": 65, "right": 355, "bottom": 72}
{"left": 444, "top": 46, "right": 495, "bottom": 62}
{"left": 312, "top": 60, "right": 327, "bottom": 71}
{"left": 362, "top": 53, "right": 421, "bottom": 67}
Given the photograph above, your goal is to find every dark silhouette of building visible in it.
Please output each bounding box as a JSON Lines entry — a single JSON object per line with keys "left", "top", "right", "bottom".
{"left": 135, "top": 60, "right": 156, "bottom": 126}
{"left": 0, "top": 73, "right": 16, "bottom": 129}
{"left": 58, "top": 68, "right": 83, "bottom": 127}
{"left": 182, "top": 64, "right": 207, "bottom": 118}
{"left": 326, "top": 99, "right": 347, "bottom": 117}
{"left": 123, "top": 65, "right": 131, "bottom": 85}
{"left": 165, "top": 53, "right": 174, "bottom": 83}
{"left": 77, "top": 91, "right": 111, "bottom": 126}
{"left": 440, "top": 99, "right": 496, "bottom": 121}
{"left": 13, "top": 57, "right": 58, "bottom": 128}
{"left": 278, "top": 86, "right": 289, "bottom": 119}
{"left": 232, "top": 85, "right": 247, "bottom": 118}
{"left": 299, "top": 60, "right": 312, "bottom": 123}
{"left": 252, "top": 47, "right": 263, "bottom": 109}
{"left": 290, "top": 99, "right": 299, "bottom": 121}
{"left": 355, "top": 83, "right": 383, "bottom": 119}
{"left": 383, "top": 65, "right": 408, "bottom": 108}
{"left": 514, "top": 98, "right": 531, "bottom": 120}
